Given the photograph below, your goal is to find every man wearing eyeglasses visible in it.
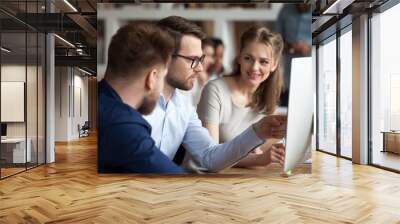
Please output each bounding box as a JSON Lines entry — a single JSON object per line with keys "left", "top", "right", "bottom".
{"left": 144, "top": 16, "right": 287, "bottom": 172}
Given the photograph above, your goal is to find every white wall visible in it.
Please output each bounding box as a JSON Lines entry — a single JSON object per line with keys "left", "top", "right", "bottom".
{"left": 1, "top": 65, "right": 36, "bottom": 138}
{"left": 72, "top": 73, "right": 89, "bottom": 138}
{"left": 55, "top": 67, "right": 70, "bottom": 141}
{"left": 1, "top": 65, "right": 26, "bottom": 81}
{"left": 1, "top": 82, "right": 25, "bottom": 122}
{"left": 55, "top": 67, "right": 89, "bottom": 141}
{"left": 1, "top": 66, "right": 26, "bottom": 128}
{"left": 1, "top": 64, "right": 46, "bottom": 164}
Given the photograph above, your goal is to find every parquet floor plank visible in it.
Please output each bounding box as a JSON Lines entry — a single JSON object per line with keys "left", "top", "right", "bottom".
{"left": 0, "top": 135, "right": 399, "bottom": 223}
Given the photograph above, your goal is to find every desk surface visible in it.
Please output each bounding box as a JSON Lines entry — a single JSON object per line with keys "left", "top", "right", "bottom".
{"left": 222, "top": 163, "right": 311, "bottom": 176}
{"left": 381, "top": 131, "right": 400, "bottom": 134}
{"left": 1, "top": 138, "right": 26, "bottom": 143}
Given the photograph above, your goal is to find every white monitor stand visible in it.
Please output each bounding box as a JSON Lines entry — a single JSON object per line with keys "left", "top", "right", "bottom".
{"left": 283, "top": 57, "right": 313, "bottom": 174}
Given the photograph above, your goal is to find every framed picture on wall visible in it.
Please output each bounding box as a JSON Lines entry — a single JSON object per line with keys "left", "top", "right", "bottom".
{"left": 1, "top": 81, "right": 25, "bottom": 122}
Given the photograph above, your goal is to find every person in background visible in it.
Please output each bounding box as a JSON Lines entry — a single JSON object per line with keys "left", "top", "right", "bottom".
{"left": 192, "top": 26, "right": 285, "bottom": 170}
{"left": 98, "top": 22, "right": 184, "bottom": 174}
{"left": 275, "top": 3, "right": 312, "bottom": 107}
{"left": 199, "top": 38, "right": 216, "bottom": 84}
{"left": 186, "top": 38, "right": 215, "bottom": 107}
{"left": 144, "top": 16, "right": 287, "bottom": 173}
{"left": 209, "top": 37, "right": 225, "bottom": 79}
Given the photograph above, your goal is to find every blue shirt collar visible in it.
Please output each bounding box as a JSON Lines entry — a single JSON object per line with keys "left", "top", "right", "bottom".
{"left": 159, "top": 89, "right": 184, "bottom": 109}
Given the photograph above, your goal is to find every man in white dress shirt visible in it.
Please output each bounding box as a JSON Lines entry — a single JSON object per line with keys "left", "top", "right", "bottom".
{"left": 144, "top": 16, "right": 286, "bottom": 172}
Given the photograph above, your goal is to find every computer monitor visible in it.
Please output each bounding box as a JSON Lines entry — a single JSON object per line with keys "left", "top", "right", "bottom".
{"left": 1, "top": 123, "right": 7, "bottom": 138}
{"left": 283, "top": 57, "right": 313, "bottom": 173}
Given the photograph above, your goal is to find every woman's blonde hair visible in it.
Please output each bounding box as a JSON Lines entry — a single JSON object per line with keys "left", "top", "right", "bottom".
{"left": 231, "top": 26, "right": 284, "bottom": 115}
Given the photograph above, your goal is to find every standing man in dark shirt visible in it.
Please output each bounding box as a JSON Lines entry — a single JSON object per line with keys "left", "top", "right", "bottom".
{"left": 98, "top": 22, "right": 184, "bottom": 174}
{"left": 275, "top": 3, "right": 312, "bottom": 107}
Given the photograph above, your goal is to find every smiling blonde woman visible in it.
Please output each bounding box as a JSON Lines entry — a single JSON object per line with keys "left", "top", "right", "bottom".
{"left": 191, "top": 26, "right": 286, "bottom": 169}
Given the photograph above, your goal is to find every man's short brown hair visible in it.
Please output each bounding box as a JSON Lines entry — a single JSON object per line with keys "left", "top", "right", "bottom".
{"left": 157, "top": 16, "right": 206, "bottom": 53}
{"left": 105, "top": 22, "right": 174, "bottom": 80}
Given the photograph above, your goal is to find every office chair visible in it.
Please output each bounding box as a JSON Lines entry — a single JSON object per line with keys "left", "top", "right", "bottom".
{"left": 78, "top": 121, "right": 90, "bottom": 138}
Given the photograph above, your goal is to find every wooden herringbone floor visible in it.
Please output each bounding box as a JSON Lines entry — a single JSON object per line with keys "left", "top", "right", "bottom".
{"left": 0, "top": 135, "right": 400, "bottom": 223}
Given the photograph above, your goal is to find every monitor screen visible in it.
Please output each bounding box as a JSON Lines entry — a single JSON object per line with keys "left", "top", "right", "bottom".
{"left": 284, "top": 57, "right": 313, "bottom": 173}
{"left": 1, "top": 123, "right": 7, "bottom": 137}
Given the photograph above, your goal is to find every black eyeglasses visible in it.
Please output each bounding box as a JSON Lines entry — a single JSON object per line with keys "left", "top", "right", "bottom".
{"left": 173, "top": 53, "right": 205, "bottom": 69}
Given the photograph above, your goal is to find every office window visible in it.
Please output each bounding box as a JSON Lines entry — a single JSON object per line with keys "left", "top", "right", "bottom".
{"left": 0, "top": 1, "right": 46, "bottom": 179}
{"left": 371, "top": 3, "right": 400, "bottom": 171}
{"left": 339, "top": 28, "right": 352, "bottom": 158}
{"left": 1, "top": 31, "right": 28, "bottom": 178}
{"left": 317, "top": 36, "right": 337, "bottom": 155}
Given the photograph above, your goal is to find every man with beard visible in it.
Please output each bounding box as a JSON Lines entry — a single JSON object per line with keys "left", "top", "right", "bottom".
{"left": 98, "top": 22, "right": 184, "bottom": 174}
{"left": 145, "top": 16, "right": 286, "bottom": 173}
